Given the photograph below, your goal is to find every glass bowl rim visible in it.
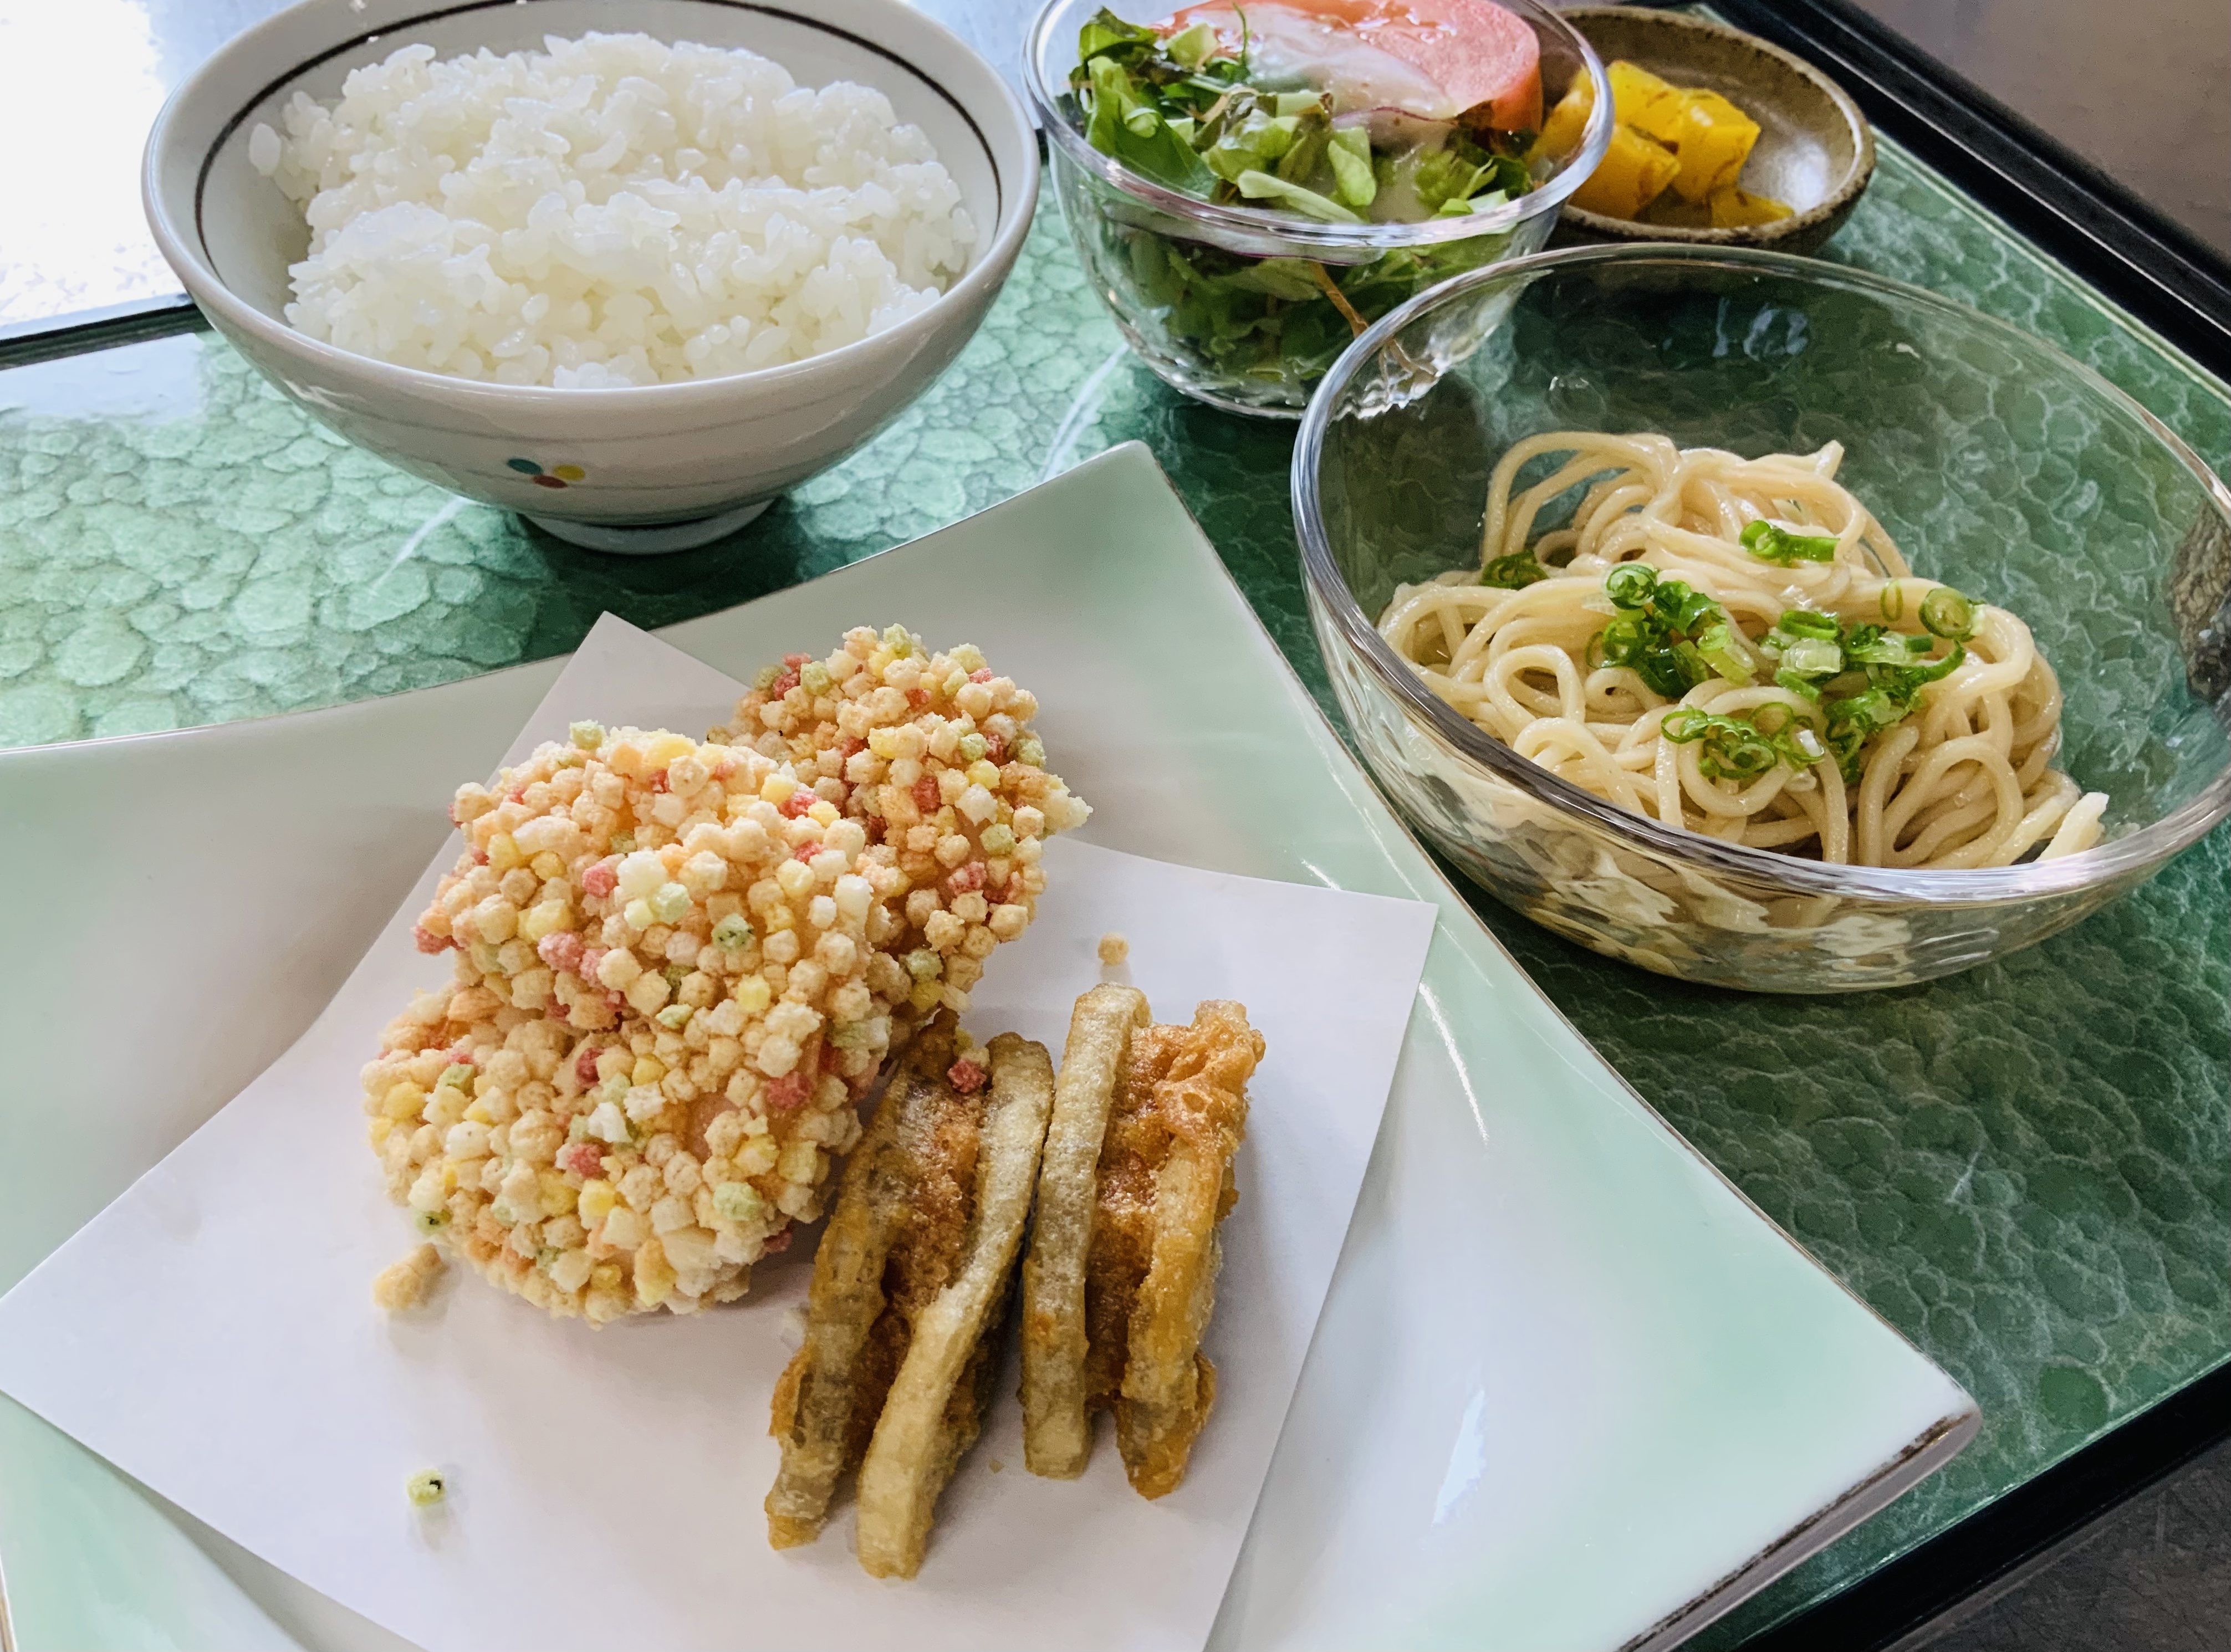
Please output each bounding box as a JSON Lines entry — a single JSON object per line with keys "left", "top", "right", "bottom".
{"left": 1291, "top": 239, "right": 2231, "bottom": 903}
{"left": 1023, "top": 0, "right": 1615, "bottom": 252}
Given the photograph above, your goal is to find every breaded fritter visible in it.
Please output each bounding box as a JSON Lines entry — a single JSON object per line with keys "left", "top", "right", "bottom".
{"left": 766, "top": 1015, "right": 977, "bottom": 1547}
{"left": 858, "top": 1032, "right": 1054, "bottom": 1577}
{"left": 767, "top": 1014, "right": 1054, "bottom": 1571}
{"left": 1081, "top": 1000, "right": 1263, "bottom": 1498}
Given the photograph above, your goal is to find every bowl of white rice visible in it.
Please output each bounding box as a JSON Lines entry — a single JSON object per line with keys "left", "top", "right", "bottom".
{"left": 143, "top": 0, "right": 1037, "bottom": 552}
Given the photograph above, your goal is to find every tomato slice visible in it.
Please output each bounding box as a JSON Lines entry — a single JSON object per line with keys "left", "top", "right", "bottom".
{"left": 1162, "top": 0, "right": 1544, "bottom": 131}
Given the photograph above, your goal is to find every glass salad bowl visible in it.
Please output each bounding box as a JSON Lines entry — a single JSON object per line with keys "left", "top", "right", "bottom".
{"left": 1025, "top": 0, "right": 1612, "bottom": 418}
{"left": 1295, "top": 244, "right": 2231, "bottom": 991}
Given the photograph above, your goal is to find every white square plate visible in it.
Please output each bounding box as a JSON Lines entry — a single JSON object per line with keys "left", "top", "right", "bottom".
{"left": 0, "top": 444, "right": 1974, "bottom": 1651}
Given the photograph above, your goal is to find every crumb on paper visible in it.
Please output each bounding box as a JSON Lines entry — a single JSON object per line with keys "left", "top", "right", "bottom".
{"left": 1097, "top": 932, "right": 1129, "bottom": 966}
{"left": 372, "top": 1243, "right": 446, "bottom": 1311}
{"left": 988, "top": 1458, "right": 1004, "bottom": 1474}
{"left": 406, "top": 1468, "right": 447, "bottom": 1508}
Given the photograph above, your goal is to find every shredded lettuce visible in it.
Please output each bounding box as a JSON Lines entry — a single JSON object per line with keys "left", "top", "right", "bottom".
{"left": 1234, "top": 168, "right": 1363, "bottom": 223}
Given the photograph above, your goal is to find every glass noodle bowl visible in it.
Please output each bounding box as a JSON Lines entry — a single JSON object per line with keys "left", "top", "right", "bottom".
{"left": 1294, "top": 245, "right": 2231, "bottom": 991}
{"left": 1025, "top": 0, "right": 1612, "bottom": 417}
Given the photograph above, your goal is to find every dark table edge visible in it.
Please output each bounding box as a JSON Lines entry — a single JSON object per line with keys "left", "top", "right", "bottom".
{"left": 1702, "top": 0, "right": 2231, "bottom": 385}
{"left": 0, "top": 295, "right": 204, "bottom": 369}
{"left": 1733, "top": 1357, "right": 2231, "bottom": 1650}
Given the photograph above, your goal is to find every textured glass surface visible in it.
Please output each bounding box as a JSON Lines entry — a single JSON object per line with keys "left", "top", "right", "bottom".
{"left": 2, "top": 132, "right": 2227, "bottom": 1640}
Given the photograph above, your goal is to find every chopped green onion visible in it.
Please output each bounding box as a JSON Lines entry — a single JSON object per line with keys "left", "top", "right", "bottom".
{"left": 1845, "top": 632, "right": 1923, "bottom": 668}
{"left": 1905, "top": 642, "right": 1967, "bottom": 686}
{"left": 1482, "top": 550, "right": 1546, "bottom": 589}
{"left": 1739, "top": 519, "right": 1840, "bottom": 565}
{"left": 1589, "top": 565, "right": 1738, "bottom": 698}
{"left": 1775, "top": 608, "right": 1840, "bottom": 640}
{"left": 1779, "top": 636, "right": 1842, "bottom": 676}
{"left": 1878, "top": 581, "right": 1907, "bottom": 622}
{"left": 1920, "top": 586, "right": 1975, "bottom": 640}
{"left": 1605, "top": 562, "right": 1657, "bottom": 609}
{"left": 1661, "top": 706, "right": 1798, "bottom": 781}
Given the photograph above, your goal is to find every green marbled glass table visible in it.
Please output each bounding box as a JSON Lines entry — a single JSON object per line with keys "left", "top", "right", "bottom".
{"left": 2, "top": 120, "right": 2226, "bottom": 1649}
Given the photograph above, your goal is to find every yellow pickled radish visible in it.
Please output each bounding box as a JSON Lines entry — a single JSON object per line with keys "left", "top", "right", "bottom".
{"left": 1533, "top": 75, "right": 1594, "bottom": 161}
{"left": 1606, "top": 60, "right": 1689, "bottom": 145}
{"left": 1663, "top": 89, "right": 1762, "bottom": 203}
{"left": 1709, "top": 185, "right": 1795, "bottom": 228}
{"left": 1569, "top": 121, "right": 1681, "bottom": 219}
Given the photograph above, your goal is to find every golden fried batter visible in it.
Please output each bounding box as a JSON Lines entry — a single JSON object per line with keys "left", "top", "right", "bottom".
{"left": 768, "top": 1015, "right": 1054, "bottom": 1568}
{"left": 1020, "top": 984, "right": 1151, "bottom": 1478}
{"left": 1080, "top": 1000, "right": 1263, "bottom": 1498}
{"left": 858, "top": 1032, "right": 1054, "bottom": 1577}
{"left": 767, "top": 1015, "right": 983, "bottom": 1547}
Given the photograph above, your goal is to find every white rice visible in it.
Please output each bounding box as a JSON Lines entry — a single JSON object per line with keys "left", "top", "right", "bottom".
{"left": 251, "top": 33, "right": 977, "bottom": 387}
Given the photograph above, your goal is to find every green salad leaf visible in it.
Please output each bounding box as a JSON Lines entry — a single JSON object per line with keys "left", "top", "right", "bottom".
{"left": 1236, "top": 168, "right": 1362, "bottom": 222}
{"left": 1326, "top": 126, "right": 1377, "bottom": 208}
{"left": 1084, "top": 54, "right": 1217, "bottom": 194}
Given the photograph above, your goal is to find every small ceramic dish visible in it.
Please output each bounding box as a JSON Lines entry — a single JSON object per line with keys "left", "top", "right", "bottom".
{"left": 142, "top": 0, "right": 1038, "bottom": 553}
{"left": 1554, "top": 6, "right": 1875, "bottom": 255}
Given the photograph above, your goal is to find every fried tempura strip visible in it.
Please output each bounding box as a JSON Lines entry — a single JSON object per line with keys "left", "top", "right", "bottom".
{"left": 1110, "top": 1001, "right": 1262, "bottom": 1499}
{"left": 1116, "top": 1148, "right": 1230, "bottom": 1498}
{"left": 1020, "top": 985, "right": 1150, "bottom": 1478}
{"left": 766, "top": 1018, "right": 960, "bottom": 1548}
{"left": 857, "top": 1034, "right": 1055, "bottom": 1577}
